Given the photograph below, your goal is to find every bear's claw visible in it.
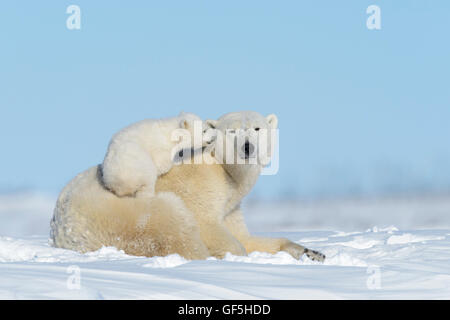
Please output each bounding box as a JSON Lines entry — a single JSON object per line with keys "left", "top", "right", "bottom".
{"left": 304, "top": 248, "right": 326, "bottom": 262}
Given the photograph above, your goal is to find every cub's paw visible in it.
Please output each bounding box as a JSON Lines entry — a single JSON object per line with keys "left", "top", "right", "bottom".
{"left": 304, "top": 248, "right": 326, "bottom": 263}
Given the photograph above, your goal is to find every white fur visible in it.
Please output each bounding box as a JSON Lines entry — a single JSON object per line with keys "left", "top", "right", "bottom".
{"left": 102, "top": 112, "right": 210, "bottom": 197}
{"left": 50, "top": 111, "right": 325, "bottom": 262}
{"left": 205, "top": 111, "right": 278, "bottom": 167}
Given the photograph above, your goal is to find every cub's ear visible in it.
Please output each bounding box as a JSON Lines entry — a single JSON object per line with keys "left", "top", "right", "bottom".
{"left": 179, "top": 118, "right": 189, "bottom": 129}
{"left": 266, "top": 114, "right": 278, "bottom": 129}
{"left": 205, "top": 119, "right": 218, "bottom": 129}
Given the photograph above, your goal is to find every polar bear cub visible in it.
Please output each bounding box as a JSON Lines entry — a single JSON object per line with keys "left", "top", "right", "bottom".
{"left": 102, "top": 112, "right": 211, "bottom": 197}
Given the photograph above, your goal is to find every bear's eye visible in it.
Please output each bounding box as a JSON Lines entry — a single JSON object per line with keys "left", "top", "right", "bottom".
{"left": 255, "top": 127, "right": 260, "bottom": 131}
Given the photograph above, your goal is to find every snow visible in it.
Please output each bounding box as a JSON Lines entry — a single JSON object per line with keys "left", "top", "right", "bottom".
{"left": 386, "top": 233, "right": 445, "bottom": 245}
{"left": 0, "top": 192, "right": 55, "bottom": 237}
{"left": 243, "top": 194, "right": 450, "bottom": 231}
{"left": 0, "top": 192, "right": 450, "bottom": 299}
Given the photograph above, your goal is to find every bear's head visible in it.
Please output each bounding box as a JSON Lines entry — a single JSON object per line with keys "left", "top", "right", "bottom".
{"left": 205, "top": 111, "right": 278, "bottom": 172}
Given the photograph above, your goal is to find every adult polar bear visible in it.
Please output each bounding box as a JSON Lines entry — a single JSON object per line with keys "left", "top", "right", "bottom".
{"left": 50, "top": 111, "right": 325, "bottom": 262}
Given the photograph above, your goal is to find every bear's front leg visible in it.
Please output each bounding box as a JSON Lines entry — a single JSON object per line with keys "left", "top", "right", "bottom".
{"left": 198, "top": 221, "right": 247, "bottom": 259}
{"left": 223, "top": 208, "right": 326, "bottom": 262}
{"left": 280, "top": 241, "right": 326, "bottom": 262}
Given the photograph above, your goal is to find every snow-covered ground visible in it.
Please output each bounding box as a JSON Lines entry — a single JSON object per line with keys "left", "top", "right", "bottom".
{"left": 0, "top": 192, "right": 449, "bottom": 299}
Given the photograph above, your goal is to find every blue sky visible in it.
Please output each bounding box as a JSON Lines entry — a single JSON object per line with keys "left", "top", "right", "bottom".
{"left": 0, "top": 1, "right": 449, "bottom": 199}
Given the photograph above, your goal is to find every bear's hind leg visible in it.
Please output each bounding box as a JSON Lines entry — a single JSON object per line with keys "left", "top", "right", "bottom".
{"left": 131, "top": 192, "right": 210, "bottom": 260}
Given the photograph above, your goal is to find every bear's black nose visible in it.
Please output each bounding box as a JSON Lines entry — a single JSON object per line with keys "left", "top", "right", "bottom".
{"left": 242, "top": 141, "right": 255, "bottom": 158}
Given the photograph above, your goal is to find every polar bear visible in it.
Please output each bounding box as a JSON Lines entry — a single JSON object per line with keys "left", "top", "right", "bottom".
{"left": 50, "top": 111, "right": 325, "bottom": 262}
{"left": 102, "top": 112, "right": 213, "bottom": 198}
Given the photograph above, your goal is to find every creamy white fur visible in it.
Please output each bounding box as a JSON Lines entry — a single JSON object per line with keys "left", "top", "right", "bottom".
{"left": 51, "top": 111, "right": 325, "bottom": 262}
{"left": 206, "top": 111, "right": 278, "bottom": 167}
{"left": 102, "top": 112, "right": 210, "bottom": 197}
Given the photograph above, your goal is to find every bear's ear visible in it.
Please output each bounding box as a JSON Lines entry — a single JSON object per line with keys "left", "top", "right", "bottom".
{"left": 205, "top": 119, "right": 218, "bottom": 129}
{"left": 266, "top": 114, "right": 278, "bottom": 129}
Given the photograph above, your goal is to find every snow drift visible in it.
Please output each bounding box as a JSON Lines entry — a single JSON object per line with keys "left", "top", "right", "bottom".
{"left": 0, "top": 192, "right": 449, "bottom": 299}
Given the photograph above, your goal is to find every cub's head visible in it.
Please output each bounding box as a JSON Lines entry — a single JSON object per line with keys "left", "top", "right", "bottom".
{"left": 178, "top": 112, "right": 215, "bottom": 147}
{"left": 171, "top": 112, "right": 215, "bottom": 164}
